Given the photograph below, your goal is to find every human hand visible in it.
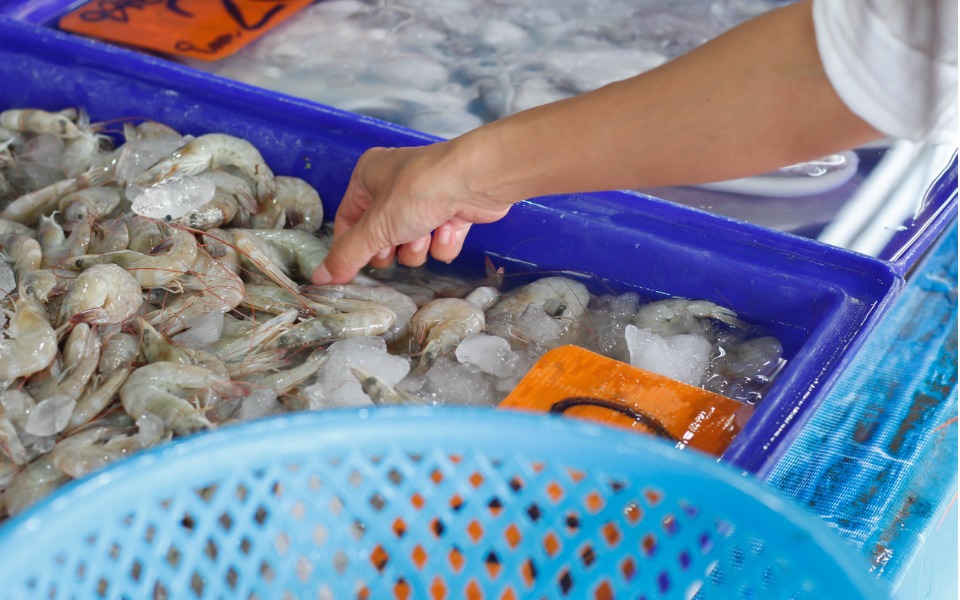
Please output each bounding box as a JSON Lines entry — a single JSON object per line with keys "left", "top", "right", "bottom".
{"left": 311, "top": 142, "right": 515, "bottom": 284}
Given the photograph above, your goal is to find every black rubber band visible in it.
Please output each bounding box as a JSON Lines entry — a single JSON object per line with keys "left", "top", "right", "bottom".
{"left": 549, "top": 397, "right": 677, "bottom": 442}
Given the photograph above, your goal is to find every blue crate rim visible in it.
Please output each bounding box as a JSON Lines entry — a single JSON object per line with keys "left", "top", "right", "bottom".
{"left": 0, "top": 407, "right": 887, "bottom": 598}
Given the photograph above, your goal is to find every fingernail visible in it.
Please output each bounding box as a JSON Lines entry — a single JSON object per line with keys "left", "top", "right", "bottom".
{"left": 375, "top": 247, "right": 392, "bottom": 259}
{"left": 436, "top": 226, "right": 452, "bottom": 246}
{"left": 409, "top": 236, "right": 428, "bottom": 253}
{"left": 311, "top": 264, "right": 332, "bottom": 285}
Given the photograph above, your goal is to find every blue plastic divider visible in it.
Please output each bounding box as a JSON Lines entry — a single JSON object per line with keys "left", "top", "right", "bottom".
{"left": 0, "top": 19, "right": 904, "bottom": 474}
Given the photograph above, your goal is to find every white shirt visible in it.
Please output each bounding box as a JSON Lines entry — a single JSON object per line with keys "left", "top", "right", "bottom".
{"left": 813, "top": 0, "right": 958, "bottom": 145}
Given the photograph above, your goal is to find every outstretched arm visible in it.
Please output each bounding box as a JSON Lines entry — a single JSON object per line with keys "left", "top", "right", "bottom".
{"left": 313, "top": 0, "right": 883, "bottom": 285}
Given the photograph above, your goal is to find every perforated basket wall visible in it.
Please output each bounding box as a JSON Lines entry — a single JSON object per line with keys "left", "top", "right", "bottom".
{"left": 0, "top": 409, "right": 885, "bottom": 599}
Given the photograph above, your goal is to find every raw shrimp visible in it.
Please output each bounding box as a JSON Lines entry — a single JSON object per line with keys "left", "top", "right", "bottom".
{"left": 234, "top": 228, "right": 331, "bottom": 291}
{"left": 487, "top": 276, "right": 591, "bottom": 322}
{"left": 72, "top": 227, "right": 198, "bottom": 288}
{"left": 35, "top": 323, "right": 100, "bottom": 403}
{"left": 119, "top": 361, "right": 232, "bottom": 435}
{"left": 3, "top": 454, "right": 69, "bottom": 516}
{"left": 0, "top": 400, "right": 30, "bottom": 465}
{"left": 97, "top": 331, "right": 140, "bottom": 377}
{"left": 134, "top": 133, "right": 276, "bottom": 204}
{"left": 88, "top": 217, "right": 130, "bottom": 254}
{"left": 251, "top": 175, "right": 323, "bottom": 232}
{"left": 223, "top": 348, "right": 290, "bottom": 379}
{"left": 0, "top": 294, "right": 57, "bottom": 383}
{"left": 386, "top": 280, "right": 436, "bottom": 307}
{"left": 632, "top": 298, "right": 747, "bottom": 337}
{"left": 125, "top": 120, "right": 181, "bottom": 141}
{"left": 248, "top": 229, "right": 331, "bottom": 277}
{"left": 242, "top": 347, "right": 327, "bottom": 395}
{"left": 352, "top": 366, "right": 427, "bottom": 406}
{"left": 0, "top": 108, "right": 79, "bottom": 139}
{"left": 36, "top": 215, "right": 65, "bottom": 259}
{"left": 124, "top": 214, "right": 164, "bottom": 253}
{"left": 0, "top": 233, "right": 41, "bottom": 282}
{"left": 464, "top": 285, "right": 501, "bottom": 312}
{"left": 206, "top": 309, "right": 298, "bottom": 363}
{"left": 58, "top": 185, "right": 122, "bottom": 225}
{"left": 67, "top": 367, "right": 132, "bottom": 431}
{"left": 138, "top": 319, "right": 229, "bottom": 378}
{"left": 233, "top": 229, "right": 301, "bottom": 292}
{"left": 55, "top": 109, "right": 105, "bottom": 174}
{"left": 52, "top": 415, "right": 142, "bottom": 479}
{"left": 146, "top": 244, "right": 244, "bottom": 335}
{"left": 275, "top": 300, "right": 396, "bottom": 349}
{"left": 180, "top": 171, "right": 257, "bottom": 230}
{"left": 188, "top": 231, "right": 242, "bottom": 284}
{"left": 57, "top": 263, "right": 142, "bottom": 326}
{"left": 60, "top": 128, "right": 109, "bottom": 179}
{"left": 240, "top": 283, "right": 331, "bottom": 319}
{"left": 40, "top": 220, "right": 91, "bottom": 268}
{"left": 302, "top": 283, "right": 417, "bottom": 343}
{"left": 19, "top": 269, "right": 66, "bottom": 303}
{"left": 0, "top": 219, "right": 34, "bottom": 238}
{"left": 0, "top": 454, "right": 14, "bottom": 494}
{"left": 410, "top": 297, "right": 485, "bottom": 371}
{"left": 1, "top": 166, "right": 112, "bottom": 225}
{"left": 181, "top": 188, "right": 239, "bottom": 230}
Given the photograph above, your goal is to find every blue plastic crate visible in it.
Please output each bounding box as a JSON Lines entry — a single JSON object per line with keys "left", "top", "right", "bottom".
{"left": 0, "top": 0, "right": 955, "bottom": 273}
{"left": 0, "top": 20, "right": 903, "bottom": 474}
{"left": 0, "top": 409, "right": 889, "bottom": 599}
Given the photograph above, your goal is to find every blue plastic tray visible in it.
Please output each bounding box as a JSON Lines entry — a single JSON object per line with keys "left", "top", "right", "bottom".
{"left": 0, "top": 409, "right": 890, "bottom": 599}
{"left": 0, "top": 20, "right": 902, "bottom": 474}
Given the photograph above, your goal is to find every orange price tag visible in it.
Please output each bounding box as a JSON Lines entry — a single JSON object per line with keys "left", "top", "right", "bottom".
{"left": 498, "top": 345, "right": 754, "bottom": 456}
{"left": 58, "top": 0, "right": 313, "bottom": 61}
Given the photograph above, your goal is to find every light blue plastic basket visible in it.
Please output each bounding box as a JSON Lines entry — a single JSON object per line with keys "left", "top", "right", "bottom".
{"left": 0, "top": 408, "right": 886, "bottom": 599}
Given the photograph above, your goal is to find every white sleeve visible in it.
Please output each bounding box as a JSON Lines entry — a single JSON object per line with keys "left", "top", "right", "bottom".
{"left": 812, "top": 0, "right": 958, "bottom": 146}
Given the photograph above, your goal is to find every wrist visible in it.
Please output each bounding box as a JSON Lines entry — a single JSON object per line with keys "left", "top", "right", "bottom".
{"left": 447, "top": 125, "right": 531, "bottom": 209}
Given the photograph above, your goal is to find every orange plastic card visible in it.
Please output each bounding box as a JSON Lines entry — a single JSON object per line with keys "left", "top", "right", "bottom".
{"left": 59, "top": 1, "right": 313, "bottom": 61}
{"left": 498, "top": 345, "right": 754, "bottom": 456}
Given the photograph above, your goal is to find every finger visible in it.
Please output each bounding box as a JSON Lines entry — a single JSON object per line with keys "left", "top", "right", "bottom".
{"left": 369, "top": 246, "right": 396, "bottom": 270}
{"left": 314, "top": 214, "right": 388, "bottom": 284}
{"left": 332, "top": 182, "right": 371, "bottom": 238}
{"left": 429, "top": 221, "right": 471, "bottom": 264}
{"left": 396, "top": 234, "right": 432, "bottom": 267}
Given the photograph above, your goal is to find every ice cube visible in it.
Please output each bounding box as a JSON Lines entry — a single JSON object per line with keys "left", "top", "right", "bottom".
{"left": 116, "top": 135, "right": 191, "bottom": 184}
{"left": 378, "top": 56, "right": 450, "bottom": 89}
{"left": 455, "top": 333, "right": 520, "bottom": 378}
{"left": 131, "top": 176, "right": 216, "bottom": 220}
{"left": 407, "top": 110, "right": 484, "bottom": 139}
{"left": 479, "top": 19, "right": 530, "bottom": 47}
{"left": 238, "top": 388, "right": 281, "bottom": 421}
{"left": 308, "top": 337, "right": 411, "bottom": 410}
{"left": 516, "top": 304, "right": 565, "bottom": 348}
{"left": 173, "top": 310, "right": 226, "bottom": 349}
{"left": 625, "top": 325, "right": 712, "bottom": 387}
{"left": 425, "top": 357, "right": 497, "bottom": 407}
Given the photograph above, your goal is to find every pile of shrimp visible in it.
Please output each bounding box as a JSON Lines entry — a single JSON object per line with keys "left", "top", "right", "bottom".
{"left": 0, "top": 107, "right": 785, "bottom": 519}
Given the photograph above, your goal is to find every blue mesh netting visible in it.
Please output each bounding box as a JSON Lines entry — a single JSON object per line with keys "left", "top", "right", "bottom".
{"left": 0, "top": 409, "right": 884, "bottom": 599}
